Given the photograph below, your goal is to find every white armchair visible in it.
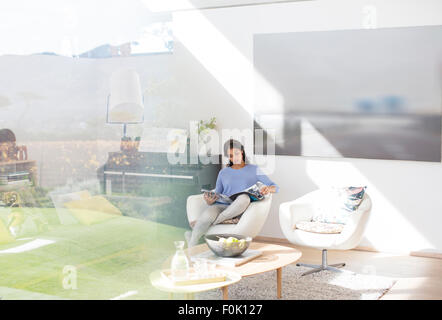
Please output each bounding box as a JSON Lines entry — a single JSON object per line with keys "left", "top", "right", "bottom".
{"left": 186, "top": 194, "right": 272, "bottom": 238}
{"left": 279, "top": 189, "right": 372, "bottom": 276}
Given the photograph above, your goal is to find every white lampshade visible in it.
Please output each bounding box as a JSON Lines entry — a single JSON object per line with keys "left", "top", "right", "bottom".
{"left": 108, "top": 69, "right": 144, "bottom": 123}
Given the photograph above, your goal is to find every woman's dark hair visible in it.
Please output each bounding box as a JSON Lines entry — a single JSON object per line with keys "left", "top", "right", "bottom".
{"left": 223, "top": 139, "right": 246, "bottom": 167}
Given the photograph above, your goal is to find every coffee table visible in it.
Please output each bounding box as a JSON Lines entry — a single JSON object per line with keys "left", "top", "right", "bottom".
{"left": 162, "top": 242, "right": 302, "bottom": 299}
{"left": 149, "top": 269, "right": 241, "bottom": 300}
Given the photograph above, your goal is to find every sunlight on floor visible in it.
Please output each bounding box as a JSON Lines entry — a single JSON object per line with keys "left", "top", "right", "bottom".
{"left": 381, "top": 277, "right": 434, "bottom": 300}
{"left": 327, "top": 269, "right": 394, "bottom": 290}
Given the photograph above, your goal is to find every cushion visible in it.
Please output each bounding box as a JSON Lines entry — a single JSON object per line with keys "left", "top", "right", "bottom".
{"left": 295, "top": 221, "right": 344, "bottom": 234}
{"left": 50, "top": 190, "right": 92, "bottom": 225}
{"left": 64, "top": 209, "right": 118, "bottom": 226}
{"left": 56, "top": 208, "right": 81, "bottom": 225}
{"left": 63, "top": 195, "right": 122, "bottom": 225}
{"left": 64, "top": 196, "right": 122, "bottom": 216}
{"left": 220, "top": 214, "right": 243, "bottom": 224}
{"left": 312, "top": 186, "right": 367, "bottom": 225}
{"left": 340, "top": 186, "right": 367, "bottom": 211}
{"left": 0, "top": 218, "right": 15, "bottom": 244}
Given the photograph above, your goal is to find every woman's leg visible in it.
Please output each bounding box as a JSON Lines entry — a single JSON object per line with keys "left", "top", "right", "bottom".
{"left": 212, "top": 194, "right": 251, "bottom": 225}
{"left": 188, "top": 204, "right": 225, "bottom": 247}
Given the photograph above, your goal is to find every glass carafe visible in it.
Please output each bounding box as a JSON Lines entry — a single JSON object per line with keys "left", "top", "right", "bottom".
{"left": 171, "top": 241, "right": 189, "bottom": 281}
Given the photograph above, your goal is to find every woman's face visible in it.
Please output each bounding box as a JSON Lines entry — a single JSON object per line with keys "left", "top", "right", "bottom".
{"left": 228, "top": 148, "right": 243, "bottom": 165}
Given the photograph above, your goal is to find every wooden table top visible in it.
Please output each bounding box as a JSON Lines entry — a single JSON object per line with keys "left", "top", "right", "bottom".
{"left": 149, "top": 270, "right": 241, "bottom": 294}
{"left": 165, "top": 242, "right": 302, "bottom": 278}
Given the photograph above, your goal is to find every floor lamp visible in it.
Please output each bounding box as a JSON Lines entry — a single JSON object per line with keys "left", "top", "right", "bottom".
{"left": 106, "top": 69, "right": 144, "bottom": 138}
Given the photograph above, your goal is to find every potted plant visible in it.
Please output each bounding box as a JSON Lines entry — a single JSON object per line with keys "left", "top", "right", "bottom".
{"left": 198, "top": 117, "right": 217, "bottom": 155}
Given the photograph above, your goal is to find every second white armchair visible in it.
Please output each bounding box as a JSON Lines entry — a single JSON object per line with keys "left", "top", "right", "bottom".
{"left": 279, "top": 189, "right": 372, "bottom": 276}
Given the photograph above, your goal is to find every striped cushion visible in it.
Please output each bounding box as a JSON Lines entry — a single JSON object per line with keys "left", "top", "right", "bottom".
{"left": 341, "top": 187, "right": 367, "bottom": 211}
{"left": 295, "top": 221, "right": 344, "bottom": 234}
{"left": 220, "top": 214, "right": 243, "bottom": 224}
{"left": 312, "top": 186, "right": 367, "bottom": 225}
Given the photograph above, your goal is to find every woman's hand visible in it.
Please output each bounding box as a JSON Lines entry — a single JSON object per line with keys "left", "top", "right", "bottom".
{"left": 204, "top": 192, "right": 218, "bottom": 205}
{"left": 259, "top": 185, "right": 276, "bottom": 195}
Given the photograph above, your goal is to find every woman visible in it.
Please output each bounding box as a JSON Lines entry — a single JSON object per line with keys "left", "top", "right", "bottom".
{"left": 185, "top": 139, "right": 278, "bottom": 247}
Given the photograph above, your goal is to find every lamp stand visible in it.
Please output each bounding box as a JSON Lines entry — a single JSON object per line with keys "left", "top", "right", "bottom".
{"left": 123, "top": 123, "right": 127, "bottom": 138}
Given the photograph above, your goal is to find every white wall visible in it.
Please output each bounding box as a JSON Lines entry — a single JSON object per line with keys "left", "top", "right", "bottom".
{"left": 171, "top": 0, "right": 442, "bottom": 254}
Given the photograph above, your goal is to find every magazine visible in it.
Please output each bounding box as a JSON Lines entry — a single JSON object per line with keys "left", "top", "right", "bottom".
{"left": 201, "top": 182, "right": 266, "bottom": 205}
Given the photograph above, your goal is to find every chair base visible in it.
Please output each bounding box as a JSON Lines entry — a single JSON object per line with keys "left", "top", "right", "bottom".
{"left": 296, "top": 249, "right": 346, "bottom": 276}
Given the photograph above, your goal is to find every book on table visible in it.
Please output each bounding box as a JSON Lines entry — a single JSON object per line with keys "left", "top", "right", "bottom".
{"left": 190, "top": 249, "right": 262, "bottom": 267}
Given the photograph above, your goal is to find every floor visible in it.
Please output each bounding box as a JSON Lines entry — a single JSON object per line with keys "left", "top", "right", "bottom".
{"left": 262, "top": 241, "right": 442, "bottom": 300}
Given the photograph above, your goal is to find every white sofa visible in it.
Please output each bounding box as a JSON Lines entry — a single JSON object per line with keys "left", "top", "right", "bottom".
{"left": 186, "top": 194, "right": 272, "bottom": 238}
{"left": 279, "top": 189, "right": 372, "bottom": 275}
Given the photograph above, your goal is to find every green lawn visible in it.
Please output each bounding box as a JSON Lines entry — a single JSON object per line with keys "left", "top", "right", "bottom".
{"left": 0, "top": 208, "right": 189, "bottom": 300}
